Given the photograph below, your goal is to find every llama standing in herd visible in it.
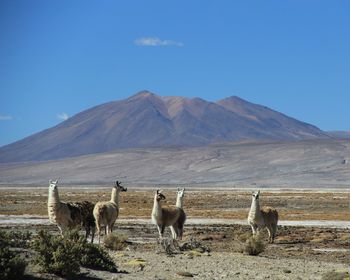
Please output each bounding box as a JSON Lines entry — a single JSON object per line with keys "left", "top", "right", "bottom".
{"left": 93, "top": 181, "right": 127, "bottom": 243}
{"left": 175, "top": 188, "right": 185, "bottom": 208}
{"left": 47, "top": 179, "right": 95, "bottom": 242}
{"left": 170, "top": 188, "right": 187, "bottom": 239}
{"left": 247, "top": 190, "right": 279, "bottom": 243}
{"left": 152, "top": 189, "right": 186, "bottom": 240}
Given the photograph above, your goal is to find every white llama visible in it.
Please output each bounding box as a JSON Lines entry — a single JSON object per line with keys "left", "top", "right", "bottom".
{"left": 151, "top": 190, "right": 186, "bottom": 240}
{"left": 47, "top": 179, "right": 95, "bottom": 242}
{"left": 93, "top": 181, "right": 127, "bottom": 243}
{"left": 170, "top": 188, "right": 186, "bottom": 239}
{"left": 247, "top": 190, "right": 278, "bottom": 243}
{"left": 175, "top": 188, "right": 185, "bottom": 208}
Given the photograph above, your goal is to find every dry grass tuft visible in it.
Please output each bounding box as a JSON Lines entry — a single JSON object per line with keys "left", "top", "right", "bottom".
{"left": 103, "top": 232, "right": 128, "bottom": 251}
{"left": 244, "top": 236, "right": 265, "bottom": 256}
{"left": 321, "top": 270, "right": 350, "bottom": 280}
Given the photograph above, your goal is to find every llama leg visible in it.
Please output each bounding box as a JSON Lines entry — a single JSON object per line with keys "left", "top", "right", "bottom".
{"left": 271, "top": 224, "right": 277, "bottom": 243}
{"left": 57, "top": 225, "right": 64, "bottom": 235}
{"left": 174, "top": 226, "right": 179, "bottom": 240}
{"left": 58, "top": 223, "right": 68, "bottom": 236}
{"left": 250, "top": 224, "right": 258, "bottom": 236}
{"left": 170, "top": 226, "right": 177, "bottom": 239}
{"left": 85, "top": 226, "right": 90, "bottom": 241}
{"left": 266, "top": 227, "right": 272, "bottom": 243}
{"left": 156, "top": 225, "right": 163, "bottom": 238}
{"left": 161, "top": 225, "right": 166, "bottom": 237}
{"left": 178, "top": 224, "right": 184, "bottom": 240}
{"left": 110, "top": 222, "right": 116, "bottom": 233}
{"left": 91, "top": 227, "right": 95, "bottom": 244}
{"left": 96, "top": 223, "right": 101, "bottom": 244}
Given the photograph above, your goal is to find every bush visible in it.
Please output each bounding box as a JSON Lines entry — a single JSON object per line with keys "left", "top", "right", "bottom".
{"left": 31, "top": 230, "right": 118, "bottom": 277}
{"left": 31, "top": 230, "right": 83, "bottom": 278}
{"left": 80, "top": 243, "right": 118, "bottom": 272}
{"left": 104, "top": 232, "right": 128, "bottom": 251}
{"left": 0, "top": 231, "right": 26, "bottom": 280}
{"left": 244, "top": 236, "right": 265, "bottom": 256}
{"left": 0, "top": 230, "right": 32, "bottom": 248}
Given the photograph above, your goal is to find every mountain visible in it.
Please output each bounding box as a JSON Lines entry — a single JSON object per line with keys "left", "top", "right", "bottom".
{"left": 0, "top": 91, "right": 329, "bottom": 163}
{"left": 328, "top": 131, "right": 350, "bottom": 139}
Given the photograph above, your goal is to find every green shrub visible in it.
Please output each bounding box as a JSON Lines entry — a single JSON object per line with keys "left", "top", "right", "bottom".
{"left": 0, "top": 230, "right": 32, "bottom": 248}
{"left": 31, "top": 230, "right": 118, "bottom": 277}
{"left": 80, "top": 243, "right": 118, "bottom": 272}
{"left": 0, "top": 232, "right": 26, "bottom": 280}
{"left": 31, "top": 230, "right": 83, "bottom": 278}
{"left": 244, "top": 236, "right": 265, "bottom": 256}
{"left": 104, "top": 232, "right": 128, "bottom": 251}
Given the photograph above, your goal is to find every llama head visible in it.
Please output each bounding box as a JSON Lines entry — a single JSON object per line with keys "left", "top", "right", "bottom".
{"left": 177, "top": 188, "right": 185, "bottom": 198}
{"left": 49, "top": 179, "right": 59, "bottom": 191}
{"left": 114, "top": 180, "right": 127, "bottom": 192}
{"left": 156, "top": 189, "right": 166, "bottom": 201}
{"left": 252, "top": 190, "right": 260, "bottom": 200}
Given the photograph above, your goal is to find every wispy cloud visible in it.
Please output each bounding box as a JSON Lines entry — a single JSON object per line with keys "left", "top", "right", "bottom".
{"left": 57, "top": 112, "right": 69, "bottom": 121}
{"left": 0, "top": 114, "right": 13, "bottom": 121}
{"left": 134, "top": 37, "right": 183, "bottom": 47}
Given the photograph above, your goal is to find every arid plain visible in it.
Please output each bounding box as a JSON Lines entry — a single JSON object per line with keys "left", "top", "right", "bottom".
{"left": 1, "top": 187, "right": 350, "bottom": 279}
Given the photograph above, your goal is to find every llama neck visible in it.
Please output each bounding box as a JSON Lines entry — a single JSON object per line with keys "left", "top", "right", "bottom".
{"left": 48, "top": 188, "right": 60, "bottom": 205}
{"left": 110, "top": 188, "right": 119, "bottom": 205}
{"left": 152, "top": 195, "right": 162, "bottom": 218}
{"left": 176, "top": 195, "right": 183, "bottom": 208}
{"left": 249, "top": 197, "right": 260, "bottom": 217}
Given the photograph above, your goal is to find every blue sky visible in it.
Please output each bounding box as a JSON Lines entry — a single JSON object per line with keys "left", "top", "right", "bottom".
{"left": 1, "top": 0, "right": 350, "bottom": 147}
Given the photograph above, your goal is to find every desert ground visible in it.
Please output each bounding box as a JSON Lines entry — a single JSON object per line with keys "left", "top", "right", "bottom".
{"left": 1, "top": 187, "right": 350, "bottom": 279}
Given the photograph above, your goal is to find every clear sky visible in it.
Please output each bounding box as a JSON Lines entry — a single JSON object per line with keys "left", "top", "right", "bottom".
{"left": 1, "top": 0, "right": 350, "bottom": 147}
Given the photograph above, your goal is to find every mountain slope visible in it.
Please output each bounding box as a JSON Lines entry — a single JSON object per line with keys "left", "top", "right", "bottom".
{"left": 0, "top": 91, "right": 329, "bottom": 163}
{"left": 1, "top": 140, "right": 349, "bottom": 188}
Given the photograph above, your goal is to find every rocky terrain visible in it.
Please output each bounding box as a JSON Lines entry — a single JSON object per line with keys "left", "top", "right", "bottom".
{"left": 1, "top": 188, "right": 349, "bottom": 279}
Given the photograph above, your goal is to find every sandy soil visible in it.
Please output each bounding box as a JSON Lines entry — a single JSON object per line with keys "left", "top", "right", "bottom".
{"left": 1, "top": 188, "right": 350, "bottom": 221}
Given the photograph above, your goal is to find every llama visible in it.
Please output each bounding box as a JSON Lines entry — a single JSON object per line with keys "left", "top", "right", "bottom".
{"left": 170, "top": 188, "right": 187, "bottom": 239}
{"left": 93, "top": 181, "right": 127, "bottom": 243}
{"left": 247, "top": 190, "right": 278, "bottom": 243}
{"left": 151, "top": 190, "right": 186, "bottom": 240}
{"left": 175, "top": 188, "right": 185, "bottom": 208}
{"left": 47, "top": 179, "right": 95, "bottom": 242}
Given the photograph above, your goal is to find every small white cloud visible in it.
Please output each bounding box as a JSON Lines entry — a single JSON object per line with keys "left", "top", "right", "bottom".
{"left": 0, "top": 114, "right": 13, "bottom": 121}
{"left": 134, "top": 37, "right": 183, "bottom": 47}
{"left": 57, "top": 112, "right": 69, "bottom": 121}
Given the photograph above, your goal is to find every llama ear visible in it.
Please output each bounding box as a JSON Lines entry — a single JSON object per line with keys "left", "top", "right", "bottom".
{"left": 177, "top": 188, "right": 180, "bottom": 191}
{"left": 257, "top": 190, "right": 260, "bottom": 195}
{"left": 49, "top": 179, "right": 52, "bottom": 184}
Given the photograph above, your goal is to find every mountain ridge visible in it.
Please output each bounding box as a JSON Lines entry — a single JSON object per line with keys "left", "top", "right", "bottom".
{"left": 0, "top": 91, "right": 329, "bottom": 163}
